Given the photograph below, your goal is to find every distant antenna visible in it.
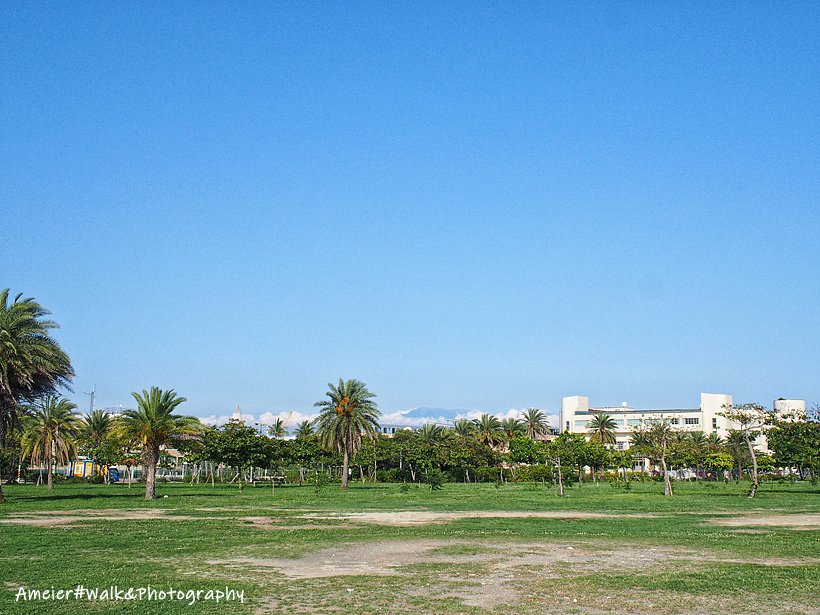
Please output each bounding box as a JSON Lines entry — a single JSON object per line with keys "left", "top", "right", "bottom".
{"left": 84, "top": 385, "right": 96, "bottom": 413}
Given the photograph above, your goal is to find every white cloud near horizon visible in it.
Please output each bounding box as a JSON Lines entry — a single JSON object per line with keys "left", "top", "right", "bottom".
{"left": 199, "top": 408, "right": 559, "bottom": 430}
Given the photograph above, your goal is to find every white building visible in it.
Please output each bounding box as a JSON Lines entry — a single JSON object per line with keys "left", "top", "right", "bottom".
{"left": 559, "top": 393, "right": 806, "bottom": 452}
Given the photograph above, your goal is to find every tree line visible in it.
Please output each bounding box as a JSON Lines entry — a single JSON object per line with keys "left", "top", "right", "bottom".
{"left": 2, "top": 288, "right": 818, "bottom": 503}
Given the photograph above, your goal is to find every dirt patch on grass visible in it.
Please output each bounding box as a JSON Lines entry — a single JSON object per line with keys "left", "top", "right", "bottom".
{"left": 212, "top": 539, "right": 686, "bottom": 608}
{"left": 215, "top": 538, "right": 820, "bottom": 610}
{"left": 0, "top": 509, "right": 350, "bottom": 530}
{"left": 708, "top": 513, "right": 820, "bottom": 530}
{"left": 299, "top": 510, "right": 655, "bottom": 526}
{"left": 237, "top": 516, "right": 346, "bottom": 531}
{"left": 0, "top": 508, "right": 192, "bottom": 527}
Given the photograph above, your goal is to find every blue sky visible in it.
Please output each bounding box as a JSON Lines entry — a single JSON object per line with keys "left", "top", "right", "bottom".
{"left": 2, "top": 3, "right": 818, "bottom": 427}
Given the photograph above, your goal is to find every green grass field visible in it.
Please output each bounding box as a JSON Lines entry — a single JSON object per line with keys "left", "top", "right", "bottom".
{"left": 1, "top": 480, "right": 818, "bottom": 614}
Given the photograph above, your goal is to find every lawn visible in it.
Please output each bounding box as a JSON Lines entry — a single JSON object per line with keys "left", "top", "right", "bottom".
{"left": 1, "top": 480, "right": 818, "bottom": 614}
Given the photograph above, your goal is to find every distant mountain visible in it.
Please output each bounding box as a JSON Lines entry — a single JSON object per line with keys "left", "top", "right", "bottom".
{"left": 401, "top": 407, "right": 471, "bottom": 420}
{"left": 379, "top": 406, "right": 560, "bottom": 429}
{"left": 377, "top": 406, "right": 474, "bottom": 427}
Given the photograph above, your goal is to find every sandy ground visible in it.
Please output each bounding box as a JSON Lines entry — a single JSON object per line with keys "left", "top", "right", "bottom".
{"left": 299, "top": 510, "right": 657, "bottom": 525}
{"left": 4, "top": 507, "right": 820, "bottom": 530}
{"left": 213, "top": 539, "right": 686, "bottom": 608}
{"left": 212, "top": 538, "right": 819, "bottom": 612}
{"left": 0, "top": 509, "right": 350, "bottom": 530}
{"left": 707, "top": 512, "right": 820, "bottom": 529}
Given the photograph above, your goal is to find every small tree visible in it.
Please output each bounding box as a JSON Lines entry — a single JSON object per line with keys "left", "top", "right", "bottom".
{"left": 704, "top": 452, "right": 734, "bottom": 479}
{"left": 719, "top": 403, "right": 773, "bottom": 498}
{"left": 647, "top": 419, "right": 676, "bottom": 496}
{"left": 201, "top": 420, "right": 268, "bottom": 489}
{"left": 767, "top": 413, "right": 820, "bottom": 480}
{"left": 546, "top": 433, "right": 584, "bottom": 496}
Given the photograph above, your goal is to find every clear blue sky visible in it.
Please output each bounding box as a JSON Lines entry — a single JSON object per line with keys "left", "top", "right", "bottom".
{"left": 2, "top": 2, "right": 818, "bottom": 422}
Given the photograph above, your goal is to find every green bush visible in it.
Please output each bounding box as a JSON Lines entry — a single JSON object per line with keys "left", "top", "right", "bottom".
{"left": 426, "top": 469, "right": 446, "bottom": 491}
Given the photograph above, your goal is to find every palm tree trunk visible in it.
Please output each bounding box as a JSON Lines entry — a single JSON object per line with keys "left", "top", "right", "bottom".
{"left": 0, "top": 413, "right": 7, "bottom": 491}
{"left": 341, "top": 447, "right": 350, "bottom": 489}
{"left": 746, "top": 436, "right": 759, "bottom": 498}
{"left": 0, "top": 422, "right": 5, "bottom": 500}
{"left": 145, "top": 446, "right": 158, "bottom": 500}
{"left": 47, "top": 452, "right": 53, "bottom": 490}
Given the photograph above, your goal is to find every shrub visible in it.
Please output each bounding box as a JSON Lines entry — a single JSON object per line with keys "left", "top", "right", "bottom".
{"left": 427, "top": 469, "right": 445, "bottom": 491}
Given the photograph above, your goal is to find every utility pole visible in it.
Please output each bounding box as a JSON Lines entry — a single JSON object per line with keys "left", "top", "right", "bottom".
{"left": 84, "top": 385, "right": 96, "bottom": 413}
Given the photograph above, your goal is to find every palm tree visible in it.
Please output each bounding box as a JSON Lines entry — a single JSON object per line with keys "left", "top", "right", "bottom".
{"left": 500, "top": 417, "right": 525, "bottom": 440}
{"left": 81, "top": 408, "right": 113, "bottom": 452}
{"left": 452, "top": 418, "right": 476, "bottom": 443}
{"left": 706, "top": 432, "right": 724, "bottom": 452}
{"left": 293, "top": 420, "right": 314, "bottom": 439}
{"left": 21, "top": 396, "right": 81, "bottom": 490}
{"left": 0, "top": 290, "right": 74, "bottom": 503}
{"left": 629, "top": 427, "right": 652, "bottom": 474}
{"left": 119, "top": 387, "right": 199, "bottom": 500}
{"left": 313, "top": 379, "right": 380, "bottom": 489}
{"left": 588, "top": 413, "right": 618, "bottom": 446}
{"left": 472, "top": 414, "right": 504, "bottom": 448}
{"left": 724, "top": 430, "right": 749, "bottom": 481}
{"left": 418, "top": 423, "right": 446, "bottom": 444}
{"left": 268, "top": 417, "right": 287, "bottom": 438}
{"left": 521, "top": 408, "right": 548, "bottom": 440}
{"left": 688, "top": 430, "right": 707, "bottom": 448}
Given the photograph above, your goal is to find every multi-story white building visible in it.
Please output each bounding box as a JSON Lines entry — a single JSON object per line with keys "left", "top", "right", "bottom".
{"left": 560, "top": 393, "right": 806, "bottom": 452}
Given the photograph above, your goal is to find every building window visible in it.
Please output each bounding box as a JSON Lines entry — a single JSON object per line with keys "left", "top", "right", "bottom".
{"left": 627, "top": 419, "right": 643, "bottom": 426}
{"left": 616, "top": 442, "right": 625, "bottom": 451}
{"left": 669, "top": 418, "right": 679, "bottom": 425}
{"left": 712, "top": 418, "right": 717, "bottom": 431}
{"left": 565, "top": 421, "right": 570, "bottom": 432}
{"left": 685, "top": 417, "right": 700, "bottom": 425}
{"left": 574, "top": 420, "right": 589, "bottom": 428}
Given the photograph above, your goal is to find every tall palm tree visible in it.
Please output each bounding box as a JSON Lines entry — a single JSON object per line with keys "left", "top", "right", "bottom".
{"left": 21, "top": 396, "right": 81, "bottom": 490}
{"left": 313, "top": 379, "right": 380, "bottom": 489}
{"left": 0, "top": 290, "right": 74, "bottom": 503}
{"left": 472, "top": 414, "right": 504, "bottom": 448}
{"left": 293, "top": 420, "right": 314, "bottom": 439}
{"left": 521, "top": 408, "right": 548, "bottom": 440}
{"left": 588, "top": 413, "right": 618, "bottom": 446}
{"left": 500, "top": 417, "right": 525, "bottom": 440}
{"left": 119, "top": 387, "right": 199, "bottom": 500}
{"left": 268, "top": 417, "right": 287, "bottom": 438}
